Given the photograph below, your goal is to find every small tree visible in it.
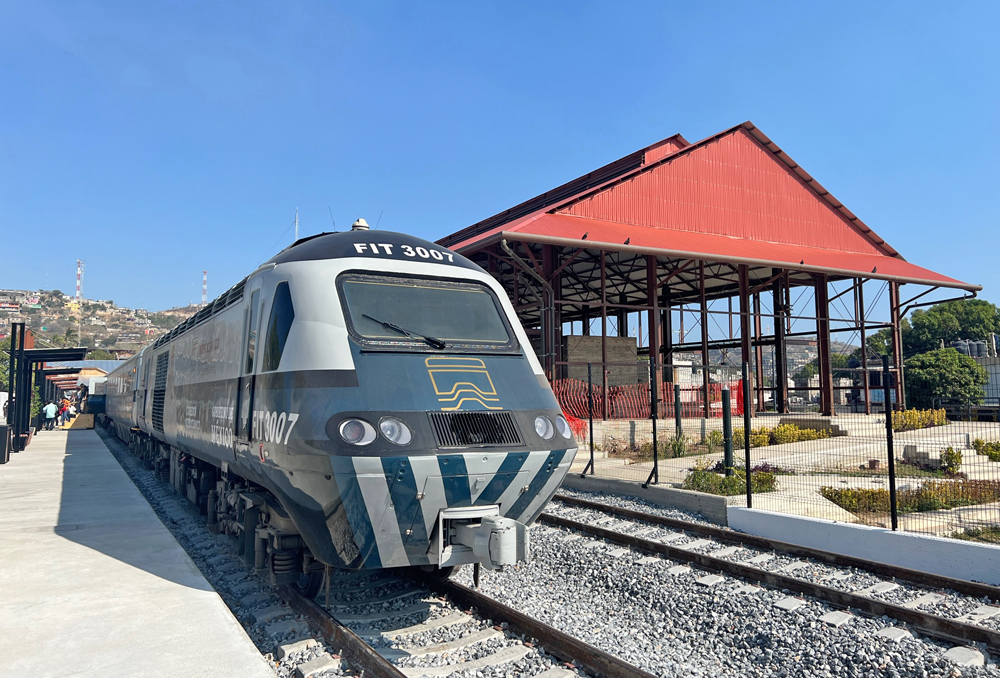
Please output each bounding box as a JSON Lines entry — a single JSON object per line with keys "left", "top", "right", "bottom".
{"left": 906, "top": 299, "right": 1000, "bottom": 355}
{"left": 905, "top": 348, "right": 987, "bottom": 408}
{"left": 87, "top": 349, "right": 115, "bottom": 360}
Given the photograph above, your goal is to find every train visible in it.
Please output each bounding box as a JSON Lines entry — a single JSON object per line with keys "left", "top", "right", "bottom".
{"left": 100, "top": 222, "right": 577, "bottom": 595}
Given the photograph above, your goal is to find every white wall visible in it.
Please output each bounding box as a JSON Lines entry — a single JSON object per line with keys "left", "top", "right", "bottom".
{"left": 728, "top": 507, "right": 1000, "bottom": 586}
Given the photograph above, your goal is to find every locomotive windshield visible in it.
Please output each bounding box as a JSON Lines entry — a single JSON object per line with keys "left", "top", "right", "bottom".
{"left": 338, "top": 273, "right": 517, "bottom": 352}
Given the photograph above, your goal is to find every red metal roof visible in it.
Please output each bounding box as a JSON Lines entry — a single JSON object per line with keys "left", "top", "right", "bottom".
{"left": 483, "top": 213, "right": 970, "bottom": 289}
{"left": 440, "top": 122, "right": 977, "bottom": 291}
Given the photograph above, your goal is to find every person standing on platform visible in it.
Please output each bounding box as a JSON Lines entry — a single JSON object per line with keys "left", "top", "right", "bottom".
{"left": 43, "top": 401, "right": 57, "bottom": 430}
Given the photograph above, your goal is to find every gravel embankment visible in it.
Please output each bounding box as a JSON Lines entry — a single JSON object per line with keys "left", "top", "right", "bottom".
{"left": 451, "top": 490, "right": 997, "bottom": 678}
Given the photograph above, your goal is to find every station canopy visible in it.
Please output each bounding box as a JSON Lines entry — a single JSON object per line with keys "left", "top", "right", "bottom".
{"left": 439, "top": 121, "right": 978, "bottom": 299}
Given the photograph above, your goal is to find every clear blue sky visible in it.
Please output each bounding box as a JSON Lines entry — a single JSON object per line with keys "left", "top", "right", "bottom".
{"left": 2, "top": 1, "right": 997, "bottom": 311}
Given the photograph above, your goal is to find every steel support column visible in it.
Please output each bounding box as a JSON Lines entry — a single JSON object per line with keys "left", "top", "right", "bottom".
{"left": 646, "top": 256, "right": 662, "bottom": 407}
{"left": 889, "top": 281, "right": 905, "bottom": 409}
{"left": 600, "top": 250, "right": 608, "bottom": 419}
{"left": 662, "top": 287, "right": 673, "bottom": 369}
{"left": 753, "top": 293, "right": 765, "bottom": 412}
{"left": 772, "top": 269, "right": 788, "bottom": 413}
{"left": 700, "top": 262, "right": 710, "bottom": 419}
{"left": 543, "top": 245, "right": 562, "bottom": 380}
{"left": 814, "top": 274, "right": 834, "bottom": 416}
{"left": 858, "top": 280, "right": 871, "bottom": 414}
{"left": 739, "top": 265, "right": 753, "bottom": 413}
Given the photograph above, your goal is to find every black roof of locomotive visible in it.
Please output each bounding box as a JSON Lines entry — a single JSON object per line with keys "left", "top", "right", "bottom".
{"left": 151, "top": 231, "right": 479, "bottom": 350}
{"left": 266, "top": 230, "right": 480, "bottom": 271}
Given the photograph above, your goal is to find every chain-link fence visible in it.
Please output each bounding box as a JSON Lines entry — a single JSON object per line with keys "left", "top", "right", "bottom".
{"left": 561, "top": 358, "right": 1000, "bottom": 546}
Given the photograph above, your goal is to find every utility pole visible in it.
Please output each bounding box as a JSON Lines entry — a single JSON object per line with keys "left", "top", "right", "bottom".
{"left": 76, "top": 260, "right": 84, "bottom": 349}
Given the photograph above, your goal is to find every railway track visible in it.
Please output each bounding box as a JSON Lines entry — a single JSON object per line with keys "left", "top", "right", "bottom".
{"left": 277, "top": 566, "right": 662, "bottom": 678}
{"left": 543, "top": 493, "right": 1000, "bottom": 656}
{"left": 99, "top": 424, "right": 663, "bottom": 678}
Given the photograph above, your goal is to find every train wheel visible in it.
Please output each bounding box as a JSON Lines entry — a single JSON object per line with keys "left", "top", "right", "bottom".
{"left": 415, "top": 564, "right": 462, "bottom": 579}
{"left": 293, "top": 570, "right": 323, "bottom": 598}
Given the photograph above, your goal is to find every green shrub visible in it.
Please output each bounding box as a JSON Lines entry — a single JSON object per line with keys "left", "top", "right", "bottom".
{"left": 941, "top": 446, "right": 962, "bottom": 474}
{"left": 972, "top": 438, "right": 1000, "bottom": 462}
{"left": 734, "top": 423, "right": 830, "bottom": 448}
{"left": 820, "top": 486, "right": 890, "bottom": 513}
{"left": 682, "top": 460, "right": 777, "bottom": 496}
{"left": 667, "top": 433, "right": 690, "bottom": 458}
{"left": 770, "top": 424, "right": 801, "bottom": 445}
{"left": 822, "top": 478, "right": 1000, "bottom": 516}
{"left": 892, "top": 408, "right": 949, "bottom": 432}
{"left": 950, "top": 526, "right": 1000, "bottom": 544}
{"left": 704, "top": 430, "right": 723, "bottom": 455}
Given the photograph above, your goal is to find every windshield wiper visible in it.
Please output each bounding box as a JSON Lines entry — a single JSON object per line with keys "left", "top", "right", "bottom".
{"left": 362, "top": 314, "right": 447, "bottom": 350}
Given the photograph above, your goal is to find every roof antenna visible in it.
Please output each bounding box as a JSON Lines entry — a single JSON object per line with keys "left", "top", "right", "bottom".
{"left": 294, "top": 207, "right": 299, "bottom": 242}
{"left": 328, "top": 206, "right": 337, "bottom": 232}
{"left": 374, "top": 209, "right": 383, "bottom": 230}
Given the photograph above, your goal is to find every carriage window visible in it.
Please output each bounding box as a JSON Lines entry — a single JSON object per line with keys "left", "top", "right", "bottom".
{"left": 245, "top": 289, "right": 261, "bottom": 374}
{"left": 262, "top": 282, "right": 295, "bottom": 372}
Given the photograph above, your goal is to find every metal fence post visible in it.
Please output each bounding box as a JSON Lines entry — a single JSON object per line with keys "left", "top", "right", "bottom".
{"left": 644, "top": 354, "right": 659, "bottom": 488}
{"left": 743, "top": 362, "right": 752, "bottom": 507}
{"left": 883, "top": 354, "right": 898, "bottom": 531}
{"left": 581, "top": 362, "right": 595, "bottom": 478}
{"left": 674, "top": 383, "right": 682, "bottom": 437}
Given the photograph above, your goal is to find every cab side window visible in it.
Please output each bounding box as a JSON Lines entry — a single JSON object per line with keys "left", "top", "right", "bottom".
{"left": 262, "top": 282, "right": 294, "bottom": 372}
{"left": 245, "top": 289, "right": 261, "bottom": 374}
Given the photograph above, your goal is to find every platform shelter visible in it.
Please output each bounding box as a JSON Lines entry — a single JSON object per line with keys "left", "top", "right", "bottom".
{"left": 438, "top": 122, "right": 979, "bottom": 418}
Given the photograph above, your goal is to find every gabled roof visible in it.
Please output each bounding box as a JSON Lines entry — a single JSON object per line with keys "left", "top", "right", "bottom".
{"left": 439, "top": 122, "right": 977, "bottom": 291}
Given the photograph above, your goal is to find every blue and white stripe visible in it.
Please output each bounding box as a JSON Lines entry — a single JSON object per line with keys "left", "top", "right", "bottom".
{"left": 330, "top": 448, "right": 576, "bottom": 568}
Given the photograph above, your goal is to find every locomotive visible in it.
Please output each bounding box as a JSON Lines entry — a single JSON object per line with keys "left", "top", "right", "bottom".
{"left": 101, "top": 222, "right": 576, "bottom": 594}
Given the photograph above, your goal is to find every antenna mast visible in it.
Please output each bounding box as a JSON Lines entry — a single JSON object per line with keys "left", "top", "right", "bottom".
{"left": 76, "top": 260, "right": 84, "bottom": 301}
{"left": 294, "top": 208, "right": 299, "bottom": 242}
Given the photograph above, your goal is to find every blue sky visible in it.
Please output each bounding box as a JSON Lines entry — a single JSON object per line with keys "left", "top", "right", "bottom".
{"left": 1, "top": 1, "right": 997, "bottom": 311}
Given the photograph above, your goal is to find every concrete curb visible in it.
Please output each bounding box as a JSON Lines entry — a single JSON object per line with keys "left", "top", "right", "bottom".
{"left": 728, "top": 507, "right": 1000, "bottom": 586}
{"left": 559, "top": 474, "right": 728, "bottom": 525}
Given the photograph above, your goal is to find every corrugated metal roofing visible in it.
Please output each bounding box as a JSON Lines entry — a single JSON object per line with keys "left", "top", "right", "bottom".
{"left": 439, "top": 121, "right": 977, "bottom": 291}
{"left": 489, "top": 213, "right": 971, "bottom": 290}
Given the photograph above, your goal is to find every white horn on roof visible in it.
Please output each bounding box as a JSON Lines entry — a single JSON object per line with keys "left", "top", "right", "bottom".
{"left": 351, "top": 218, "right": 369, "bottom": 231}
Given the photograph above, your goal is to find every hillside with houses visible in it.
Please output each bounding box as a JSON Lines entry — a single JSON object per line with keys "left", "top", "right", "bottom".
{"left": 0, "top": 288, "right": 199, "bottom": 358}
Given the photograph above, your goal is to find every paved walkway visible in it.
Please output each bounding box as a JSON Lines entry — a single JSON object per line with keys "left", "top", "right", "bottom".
{"left": 0, "top": 430, "right": 274, "bottom": 678}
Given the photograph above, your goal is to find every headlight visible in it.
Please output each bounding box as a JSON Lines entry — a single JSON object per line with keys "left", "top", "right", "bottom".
{"left": 379, "top": 417, "right": 412, "bottom": 445}
{"left": 339, "top": 418, "right": 377, "bottom": 445}
{"left": 555, "top": 414, "right": 572, "bottom": 439}
{"left": 534, "top": 415, "right": 554, "bottom": 439}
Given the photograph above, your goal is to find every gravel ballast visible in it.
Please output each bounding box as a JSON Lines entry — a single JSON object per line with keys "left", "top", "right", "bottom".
{"left": 455, "top": 488, "right": 999, "bottom": 678}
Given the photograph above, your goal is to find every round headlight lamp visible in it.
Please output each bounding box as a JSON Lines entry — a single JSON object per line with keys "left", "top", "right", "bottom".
{"left": 379, "top": 417, "right": 412, "bottom": 445}
{"left": 339, "top": 418, "right": 377, "bottom": 445}
{"left": 555, "top": 414, "right": 573, "bottom": 439}
{"left": 534, "top": 415, "right": 555, "bottom": 440}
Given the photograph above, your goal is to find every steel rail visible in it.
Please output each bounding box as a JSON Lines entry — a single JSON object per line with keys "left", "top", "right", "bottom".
{"left": 421, "top": 575, "right": 660, "bottom": 678}
{"left": 279, "top": 585, "right": 408, "bottom": 678}
{"left": 551, "top": 493, "right": 1000, "bottom": 603}
{"left": 539, "top": 512, "right": 1000, "bottom": 653}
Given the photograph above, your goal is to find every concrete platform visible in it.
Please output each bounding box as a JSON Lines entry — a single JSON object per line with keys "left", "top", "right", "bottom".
{"left": 0, "top": 430, "right": 274, "bottom": 678}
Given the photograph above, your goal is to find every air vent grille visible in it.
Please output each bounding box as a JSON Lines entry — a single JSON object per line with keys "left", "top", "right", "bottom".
{"left": 429, "top": 411, "right": 522, "bottom": 448}
{"left": 152, "top": 352, "right": 169, "bottom": 433}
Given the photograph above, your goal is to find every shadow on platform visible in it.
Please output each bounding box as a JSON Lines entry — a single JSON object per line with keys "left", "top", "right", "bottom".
{"left": 55, "top": 431, "right": 214, "bottom": 591}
